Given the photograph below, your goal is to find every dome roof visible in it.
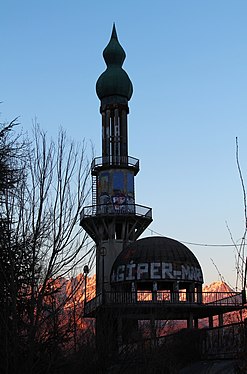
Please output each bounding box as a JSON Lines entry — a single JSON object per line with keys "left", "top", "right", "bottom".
{"left": 111, "top": 236, "right": 203, "bottom": 284}
{"left": 96, "top": 24, "right": 133, "bottom": 101}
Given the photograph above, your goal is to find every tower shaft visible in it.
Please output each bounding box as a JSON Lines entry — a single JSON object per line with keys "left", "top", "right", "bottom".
{"left": 102, "top": 104, "right": 128, "bottom": 161}
{"left": 80, "top": 25, "right": 152, "bottom": 296}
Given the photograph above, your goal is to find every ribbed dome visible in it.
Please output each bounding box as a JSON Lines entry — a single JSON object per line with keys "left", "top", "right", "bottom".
{"left": 111, "top": 236, "right": 203, "bottom": 284}
{"left": 96, "top": 24, "right": 133, "bottom": 101}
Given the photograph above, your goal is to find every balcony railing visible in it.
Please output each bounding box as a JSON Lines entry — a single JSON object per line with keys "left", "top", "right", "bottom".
{"left": 84, "top": 290, "right": 244, "bottom": 316}
{"left": 81, "top": 203, "right": 152, "bottom": 220}
{"left": 91, "top": 156, "right": 139, "bottom": 173}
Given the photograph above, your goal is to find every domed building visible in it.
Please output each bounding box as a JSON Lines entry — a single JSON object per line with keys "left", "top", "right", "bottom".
{"left": 80, "top": 25, "right": 245, "bottom": 359}
{"left": 111, "top": 237, "right": 203, "bottom": 302}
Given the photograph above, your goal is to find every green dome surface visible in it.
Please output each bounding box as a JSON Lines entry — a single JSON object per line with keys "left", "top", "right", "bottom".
{"left": 96, "top": 25, "right": 133, "bottom": 101}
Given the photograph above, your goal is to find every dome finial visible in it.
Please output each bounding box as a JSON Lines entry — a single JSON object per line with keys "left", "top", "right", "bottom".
{"left": 102, "top": 24, "right": 125, "bottom": 68}
{"left": 96, "top": 25, "right": 133, "bottom": 101}
{"left": 111, "top": 23, "right": 118, "bottom": 39}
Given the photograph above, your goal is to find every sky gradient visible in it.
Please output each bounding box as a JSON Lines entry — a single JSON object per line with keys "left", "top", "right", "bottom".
{"left": 1, "top": 0, "right": 247, "bottom": 287}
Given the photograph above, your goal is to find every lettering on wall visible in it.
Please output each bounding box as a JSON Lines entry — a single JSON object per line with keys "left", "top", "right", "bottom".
{"left": 111, "top": 262, "right": 203, "bottom": 283}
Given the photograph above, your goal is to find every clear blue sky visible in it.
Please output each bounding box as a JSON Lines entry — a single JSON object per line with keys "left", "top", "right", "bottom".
{"left": 1, "top": 0, "right": 247, "bottom": 287}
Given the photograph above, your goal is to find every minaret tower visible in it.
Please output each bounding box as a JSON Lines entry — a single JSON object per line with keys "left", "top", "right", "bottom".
{"left": 80, "top": 25, "right": 152, "bottom": 295}
{"left": 80, "top": 26, "right": 246, "bottom": 368}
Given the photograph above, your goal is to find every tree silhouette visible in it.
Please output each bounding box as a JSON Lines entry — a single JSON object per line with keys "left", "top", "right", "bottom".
{"left": 0, "top": 124, "right": 92, "bottom": 373}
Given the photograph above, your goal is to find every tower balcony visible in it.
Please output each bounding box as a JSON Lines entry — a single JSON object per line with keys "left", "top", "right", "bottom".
{"left": 80, "top": 203, "right": 152, "bottom": 242}
{"left": 83, "top": 290, "right": 245, "bottom": 319}
{"left": 81, "top": 203, "right": 152, "bottom": 219}
{"left": 91, "top": 156, "right": 140, "bottom": 175}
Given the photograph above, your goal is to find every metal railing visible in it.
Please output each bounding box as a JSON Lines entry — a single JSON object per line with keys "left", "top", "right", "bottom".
{"left": 84, "top": 290, "right": 244, "bottom": 316}
{"left": 91, "top": 156, "right": 139, "bottom": 171}
{"left": 201, "top": 322, "right": 246, "bottom": 359}
{"left": 84, "top": 293, "right": 102, "bottom": 315}
{"left": 117, "top": 321, "right": 246, "bottom": 361}
{"left": 81, "top": 203, "right": 152, "bottom": 220}
{"left": 203, "top": 291, "right": 243, "bottom": 306}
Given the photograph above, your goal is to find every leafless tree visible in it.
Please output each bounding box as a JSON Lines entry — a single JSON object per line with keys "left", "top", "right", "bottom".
{"left": 235, "top": 137, "right": 247, "bottom": 291}
{"left": 0, "top": 119, "right": 29, "bottom": 373}
{"left": 0, "top": 124, "right": 92, "bottom": 373}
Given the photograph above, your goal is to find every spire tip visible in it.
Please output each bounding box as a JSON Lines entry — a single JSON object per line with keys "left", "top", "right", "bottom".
{"left": 111, "top": 23, "right": 118, "bottom": 39}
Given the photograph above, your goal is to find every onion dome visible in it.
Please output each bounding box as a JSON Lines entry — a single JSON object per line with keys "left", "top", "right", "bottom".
{"left": 96, "top": 24, "right": 133, "bottom": 101}
{"left": 111, "top": 236, "right": 203, "bottom": 284}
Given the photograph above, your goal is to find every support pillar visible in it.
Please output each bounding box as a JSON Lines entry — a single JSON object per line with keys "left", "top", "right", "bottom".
{"left": 197, "top": 284, "right": 203, "bottom": 303}
{"left": 131, "top": 282, "right": 136, "bottom": 303}
{"left": 187, "top": 313, "right": 193, "bottom": 328}
{"left": 218, "top": 313, "right": 223, "bottom": 327}
{"left": 194, "top": 317, "right": 198, "bottom": 329}
{"left": 172, "top": 281, "right": 179, "bottom": 303}
{"left": 186, "top": 283, "right": 195, "bottom": 303}
{"left": 152, "top": 281, "right": 157, "bottom": 301}
{"left": 208, "top": 315, "right": 213, "bottom": 328}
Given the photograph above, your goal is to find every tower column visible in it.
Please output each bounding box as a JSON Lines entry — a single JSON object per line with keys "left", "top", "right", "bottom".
{"left": 102, "top": 111, "right": 106, "bottom": 159}
{"left": 120, "top": 108, "right": 128, "bottom": 158}
{"left": 105, "top": 109, "right": 111, "bottom": 160}
{"left": 113, "top": 108, "right": 120, "bottom": 162}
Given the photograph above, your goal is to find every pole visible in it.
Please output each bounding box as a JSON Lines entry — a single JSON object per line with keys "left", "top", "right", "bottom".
{"left": 242, "top": 256, "right": 247, "bottom": 304}
{"left": 101, "top": 247, "right": 106, "bottom": 303}
{"left": 244, "top": 256, "right": 247, "bottom": 290}
{"left": 83, "top": 265, "right": 89, "bottom": 314}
